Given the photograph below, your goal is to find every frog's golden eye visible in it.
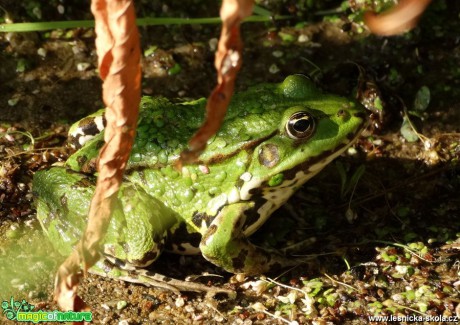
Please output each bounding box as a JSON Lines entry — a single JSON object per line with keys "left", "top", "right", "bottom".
{"left": 286, "top": 111, "right": 316, "bottom": 139}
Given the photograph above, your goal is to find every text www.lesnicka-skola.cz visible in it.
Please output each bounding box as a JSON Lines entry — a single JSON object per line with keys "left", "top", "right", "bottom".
{"left": 368, "top": 314, "right": 458, "bottom": 323}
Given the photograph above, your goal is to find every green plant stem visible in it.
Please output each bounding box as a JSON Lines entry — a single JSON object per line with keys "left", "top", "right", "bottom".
{"left": 0, "top": 15, "right": 291, "bottom": 33}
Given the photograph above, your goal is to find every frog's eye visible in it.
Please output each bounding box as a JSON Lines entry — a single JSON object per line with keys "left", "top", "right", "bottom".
{"left": 286, "top": 111, "right": 316, "bottom": 139}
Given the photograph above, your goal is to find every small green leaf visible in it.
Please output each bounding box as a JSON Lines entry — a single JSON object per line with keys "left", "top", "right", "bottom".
{"left": 400, "top": 117, "right": 419, "bottom": 142}
{"left": 252, "top": 5, "right": 272, "bottom": 17}
{"left": 16, "top": 58, "right": 29, "bottom": 73}
{"left": 144, "top": 45, "right": 158, "bottom": 57}
{"left": 168, "top": 63, "right": 181, "bottom": 76}
{"left": 414, "top": 86, "right": 430, "bottom": 111}
{"left": 347, "top": 165, "right": 365, "bottom": 195}
{"left": 278, "top": 31, "right": 295, "bottom": 43}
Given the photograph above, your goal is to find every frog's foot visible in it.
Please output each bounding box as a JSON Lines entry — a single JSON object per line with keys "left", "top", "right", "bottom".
{"left": 90, "top": 259, "right": 236, "bottom": 299}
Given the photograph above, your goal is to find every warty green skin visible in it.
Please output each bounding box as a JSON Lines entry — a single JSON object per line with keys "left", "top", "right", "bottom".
{"left": 33, "top": 75, "right": 367, "bottom": 278}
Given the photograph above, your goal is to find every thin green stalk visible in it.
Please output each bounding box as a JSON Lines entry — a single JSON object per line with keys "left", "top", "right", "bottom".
{"left": 0, "top": 15, "right": 291, "bottom": 33}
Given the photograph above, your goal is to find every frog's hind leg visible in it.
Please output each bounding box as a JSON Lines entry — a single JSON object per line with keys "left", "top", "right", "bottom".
{"left": 100, "top": 185, "right": 236, "bottom": 298}
{"left": 90, "top": 258, "right": 236, "bottom": 299}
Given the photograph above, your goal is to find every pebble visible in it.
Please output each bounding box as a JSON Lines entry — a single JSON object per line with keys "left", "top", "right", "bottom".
{"left": 117, "top": 300, "right": 128, "bottom": 310}
{"left": 209, "top": 38, "right": 218, "bottom": 52}
{"left": 37, "top": 48, "right": 47, "bottom": 57}
{"left": 77, "top": 62, "right": 91, "bottom": 71}
{"left": 8, "top": 98, "right": 19, "bottom": 107}
{"left": 175, "top": 297, "right": 185, "bottom": 307}
{"left": 272, "top": 50, "right": 284, "bottom": 58}
{"left": 269, "top": 64, "right": 280, "bottom": 74}
{"left": 298, "top": 34, "right": 309, "bottom": 43}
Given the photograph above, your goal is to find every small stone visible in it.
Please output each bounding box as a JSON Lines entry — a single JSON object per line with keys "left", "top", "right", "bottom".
{"left": 37, "top": 48, "right": 47, "bottom": 57}
{"left": 298, "top": 34, "right": 309, "bottom": 43}
{"left": 175, "top": 297, "right": 185, "bottom": 307}
{"left": 209, "top": 38, "right": 218, "bottom": 52}
{"left": 272, "top": 50, "right": 283, "bottom": 58}
{"left": 269, "top": 64, "right": 280, "bottom": 74}
{"left": 116, "top": 300, "right": 128, "bottom": 310}
{"left": 28, "top": 290, "right": 38, "bottom": 299}
{"left": 77, "top": 62, "right": 91, "bottom": 71}
{"left": 8, "top": 98, "right": 19, "bottom": 106}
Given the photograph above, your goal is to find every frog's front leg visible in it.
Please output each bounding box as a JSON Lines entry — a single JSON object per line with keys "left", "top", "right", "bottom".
{"left": 200, "top": 202, "right": 300, "bottom": 275}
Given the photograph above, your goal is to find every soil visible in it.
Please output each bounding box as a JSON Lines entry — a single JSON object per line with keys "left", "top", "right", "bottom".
{"left": 1, "top": 1, "right": 459, "bottom": 324}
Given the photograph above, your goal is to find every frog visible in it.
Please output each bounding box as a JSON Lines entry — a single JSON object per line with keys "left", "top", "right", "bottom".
{"left": 33, "top": 75, "right": 367, "bottom": 294}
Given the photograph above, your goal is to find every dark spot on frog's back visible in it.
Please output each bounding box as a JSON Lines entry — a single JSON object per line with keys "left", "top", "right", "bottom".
{"left": 60, "top": 194, "right": 68, "bottom": 212}
{"left": 81, "top": 159, "right": 98, "bottom": 174}
{"left": 136, "top": 170, "right": 147, "bottom": 186}
{"left": 191, "top": 211, "right": 213, "bottom": 228}
{"left": 76, "top": 155, "right": 87, "bottom": 166}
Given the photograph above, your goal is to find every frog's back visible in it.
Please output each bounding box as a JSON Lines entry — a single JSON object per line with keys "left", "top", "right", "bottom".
{"left": 128, "top": 82, "right": 302, "bottom": 168}
{"left": 67, "top": 78, "right": 325, "bottom": 172}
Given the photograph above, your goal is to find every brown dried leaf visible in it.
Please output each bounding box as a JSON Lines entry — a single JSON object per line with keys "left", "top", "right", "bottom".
{"left": 179, "top": 0, "right": 254, "bottom": 165}
{"left": 364, "top": 0, "right": 432, "bottom": 36}
{"left": 54, "top": 0, "right": 141, "bottom": 314}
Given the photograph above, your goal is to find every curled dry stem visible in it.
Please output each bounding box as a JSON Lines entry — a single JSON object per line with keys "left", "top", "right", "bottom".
{"left": 54, "top": 0, "right": 141, "bottom": 314}
{"left": 179, "top": 0, "right": 254, "bottom": 165}
{"left": 364, "top": 0, "right": 432, "bottom": 36}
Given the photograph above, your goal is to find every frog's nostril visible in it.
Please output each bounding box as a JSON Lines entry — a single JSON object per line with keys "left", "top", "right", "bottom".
{"left": 336, "top": 109, "right": 350, "bottom": 119}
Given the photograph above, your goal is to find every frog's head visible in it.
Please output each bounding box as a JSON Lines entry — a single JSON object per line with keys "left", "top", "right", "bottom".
{"left": 236, "top": 75, "right": 367, "bottom": 233}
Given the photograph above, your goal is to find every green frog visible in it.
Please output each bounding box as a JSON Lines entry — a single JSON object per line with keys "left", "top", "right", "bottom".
{"left": 33, "top": 75, "right": 366, "bottom": 293}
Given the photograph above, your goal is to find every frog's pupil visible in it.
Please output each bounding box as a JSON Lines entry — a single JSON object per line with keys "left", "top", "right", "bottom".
{"left": 286, "top": 111, "right": 315, "bottom": 139}
{"left": 294, "top": 118, "right": 310, "bottom": 132}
